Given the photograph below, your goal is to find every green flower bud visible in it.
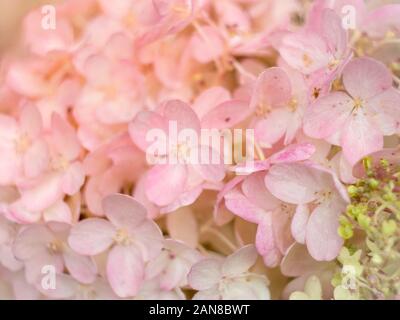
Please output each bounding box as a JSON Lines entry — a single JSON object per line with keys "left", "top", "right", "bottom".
{"left": 338, "top": 224, "right": 354, "bottom": 240}
{"left": 382, "top": 220, "right": 397, "bottom": 236}
{"left": 347, "top": 185, "right": 359, "bottom": 198}
{"left": 371, "top": 254, "right": 383, "bottom": 265}
{"left": 357, "top": 214, "right": 371, "bottom": 229}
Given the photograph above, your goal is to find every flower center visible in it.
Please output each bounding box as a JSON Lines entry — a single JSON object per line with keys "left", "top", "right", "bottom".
{"left": 255, "top": 103, "right": 271, "bottom": 117}
{"left": 47, "top": 239, "right": 64, "bottom": 254}
{"left": 353, "top": 97, "right": 363, "bottom": 110}
{"left": 302, "top": 54, "right": 313, "bottom": 67}
{"left": 15, "top": 134, "right": 30, "bottom": 154}
{"left": 114, "top": 228, "right": 132, "bottom": 246}
{"left": 288, "top": 98, "right": 298, "bottom": 112}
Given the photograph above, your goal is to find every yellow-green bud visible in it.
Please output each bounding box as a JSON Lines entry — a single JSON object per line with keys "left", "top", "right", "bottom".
{"left": 382, "top": 220, "right": 397, "bottom": 236}
{"left": 371, "top": 254, "right": 383, "bottom": 265}
{"left": 347, "top": 185, "right": 359, "bottom": 197}
{"left": 338, "top": 224, "right": 354, "bottom": 240}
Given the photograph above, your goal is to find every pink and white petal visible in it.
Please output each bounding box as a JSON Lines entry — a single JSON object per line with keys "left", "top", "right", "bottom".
{"left": 39, "top": 274, "right": 78, "bottom": 299}
{"left": 43, "top": 200, "right": 72, "bottom": 224}
{"left": 132, "top": 220, "right": 163, "bottom": 261}
{"left": 343, "top": 57, "right": 392, "bottom": 100}
{"left": 63, "top": 249, "right": 97, "bottom": 284}
{"left": 23, "top": 140, "right": 49, "bottom": 179}
{"left": 250, "top": 67, "right": 292, "bottom": 110}
{"left": 224, "top": 187, "right": 265, "bottom": 223}
{"left": 190, "top": 145, "right": 225, "bottom": 182}
{"left": 303, "top": 92, "right": 352, "bottom": 139}
{"left": 264, "top": 163, "right": 321, "bottom": 204}
{"left": 222, "top": 244, "right": 258, "bottom": 277}
{"left": 280, "top": 32, "right": 330, "bottom": 74}
{"left": 192, "top": 286, "right": 220, "bottom": 300}
{"left": 160, "top": 185, "right": 203, "bottom": 214}
{"left": 341, "top": 113, "right": 383, "bottom": 165}
{"left": 255, "top": 214, "right": 282, "bottom": 267}
{"left": 19, "top": 173, "right": 64, "bottom": 212}
{"left": 160, "top": 99, "right": 201, "bottom": 134}
{"left": 61, "top": 162, "right": 85, "bottom": 195}
{"left": 8, "top": 201, "right": 41, "bottom": 224}
{"left": 145, "top": 164, "right": 187, "bottom": 206}
{"left": 201, "top": 100, "right": 250, "bottom": 129}
{"left": 291, "top": 204, "right": 310, "bottom": 244}
{"left": 129, "top": 111, "right": 168, "bottom": 152}
{"left": 188, "top": 258, "right": 222, "bottom": 291}
{"left": 13, "top": 224, "right": 54, "bottom": 260}
{"left": 106, "top": 245, "right": 144, "bottom": 298}
{"left": 241, "top": 172, "right": 280, "bottom": 212}
{"left": 68, "top": 218, "right": 116, "bottom": 255}
{"left": 19, "top": 104, "right": 43, "bottom": 138}
{"left": 270, "top": 143, "right": 316, "bottom": 164}
{"left": 193, "top": 86, "right": 231, "bottom": 119}
{"left": 0, "top": 245, "right": 23, "bottom": 271}
{"left": 24, "top": 251, "right": 64, "bottom": 284}
{"left": 272, "top": 209, "right": 294, "bottom": 254}
{"left": 103, "top": 193, "right": 147, "bottom": 231}
{"left": 50, "top": 113, "right": 81, "bottom": 161}
{"left": 280, "top": 243, "right": 329, "bottom": 277}
{"left": 160, "top": 259, "right": 187, "bottom": 291}
{"left": 254, "top": 109, "right": 290, "bottom": 148}
{"left": 367, "top": 88, "right": 400, "bottom": 135}
{"left": 306, "top": 202, "right": 343, "bottom": 261}
{"left": 321, "top": 9, "right": 347, "bottom": 57}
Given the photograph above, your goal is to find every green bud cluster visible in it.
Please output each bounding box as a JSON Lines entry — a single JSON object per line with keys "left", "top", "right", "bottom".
{"left": 335, "top": 157, "right": 400, "bottom": 299}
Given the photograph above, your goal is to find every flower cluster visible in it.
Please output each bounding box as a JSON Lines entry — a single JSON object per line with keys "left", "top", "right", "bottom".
{"left": 0, "top": 0, "right": 399, "bottom": 300}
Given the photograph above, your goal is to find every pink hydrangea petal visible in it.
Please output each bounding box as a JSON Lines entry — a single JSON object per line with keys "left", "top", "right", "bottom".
{"left": 68, "top": 218, "right": 116, "bottom": 255}
{"left": 241, "top": 172, "right": 280, "bottom": 212}
{"left": 291, "top": 204, "right": 309, "bottom": 244}
{"left": 341, "top": 112, "right": 383, "bottom": 165}
{"left": 250, "top": 67, "right": 292, "bottom": 110}
{"left": 132, "top": 220, "right": 163, "bottom": 261}
{"left": 190, "top": 145, "right": 225, "bottom": 182}
{"left": 367, "top": 88, "right": 400, "bottom": 135}
{"left": 63, "top": 249, "right": 97, "bottom": 284}
{"left": 280, "top": 32, "right": 330, "bottom": 74}
{"left": 23, "top": 140, "right": 49, "bottom": 179}
{"left": 102, "top": 194, "right": 147, "bottom": 231}
{"left": 343, "top": 57, "right": 392, "bottom": 100}
{"left": 255, "top": 214, "right": 281, "bottom": 267}
{"left": 51, "top": 114, "right": 81, "bottom": 161}
{"left": 254, "top": 109, "right": 290, "bottom": 147}
{"left": 188, "top": 258, "right": 222, "bottom": 291}
{"left": 201, "top": 100, "right": 250, "bottom": 129}
{"left": 106, "top": 245, "right": 144, "bottom": 298}
{"left": 222, "top": 245, "right": 258, "bottom": 277}
{"left": 193, "top": 86, "right": 231, "bottom": 119}
{"left": 264, "top": 163, "right": 321, "bottom": 204}
{"left": 129, "top": 111, "right": 168, "bottom": 152}
{"left": 145, "top": 164, "right": 187, "bottom": 206}
{"left": 280, "top": 243, "right": 328, "bottom": 277}
{"left": 225, "top": 187, "right": 264, "bottom": 223}
{"left": 61, "top": 162, "right": 85, "bottom": 195}
{"left": 306, "top": 202, "right": 343, "bottom": 261}
{"left": 19, "top": 104, "right": 43, "bottom": 138}
{"left": 12, "top": 225, "right": 54, "bottom": 260}
{"left": 303, "top": 92, "right": 352, "bottom": 139}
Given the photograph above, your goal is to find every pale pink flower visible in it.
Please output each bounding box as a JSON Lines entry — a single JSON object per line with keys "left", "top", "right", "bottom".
{"left": 250, "top": 67, "right": 309, "bottom": 148}
{"left": 13, "top": 222, "right": 97, "bottom": 286}
{"left": 9, "top": 113, "right": 84, "bottom": 222}
{"left": 280, "top": 8, "right": 350, "bottom": 90}
{"left": 304, "top": 57, "right": 400, "bottom": 165}
{"left": 68, "top": 194, "right": 163, "bottom": 297}
{"left": 265, "top": 161, "right": 349, "bottom": 261}
{"left": 129, "top": 99, "right": 226, "bottom": 210}
{"left": 0, "top": 104, "right": 48, "bottom": 186}
{"left": 146, "top": 239, "right": 202, "bottom": 290}
{"left": 188, "top": 245, "right": 270, "bottom": 300}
